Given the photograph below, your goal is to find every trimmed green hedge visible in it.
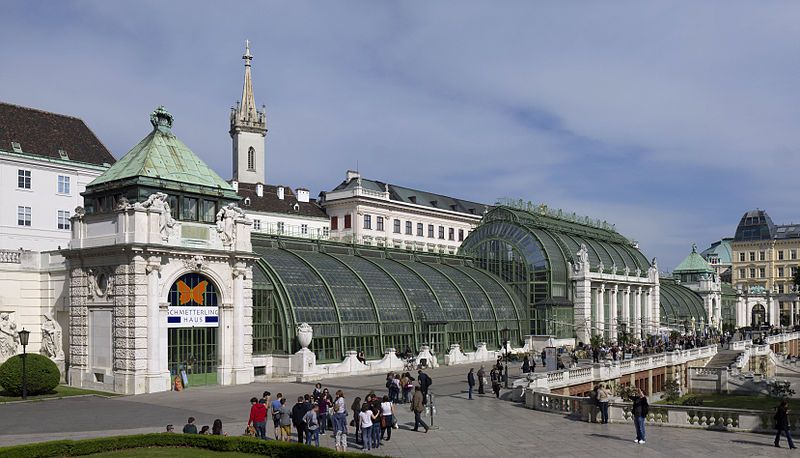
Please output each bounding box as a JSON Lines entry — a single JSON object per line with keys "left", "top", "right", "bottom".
{"left": 0, "top": 433, "right": 364, "bottom": 458}
{"left": 0, "top": 354, "right": 60, "bottom": 396}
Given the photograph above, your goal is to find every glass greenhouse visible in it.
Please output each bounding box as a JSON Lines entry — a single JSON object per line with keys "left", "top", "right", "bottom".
{"left": 251, "top": 234, "right": 526, "bottom": 362}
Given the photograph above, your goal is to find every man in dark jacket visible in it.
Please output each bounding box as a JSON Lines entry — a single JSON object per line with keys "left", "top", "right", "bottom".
{"left": 631, "top": 389, "right": 649, "bottom": 444}
{"left": 291, "top": 396, "right": 309, "bottom": 444}
{"left": 477, "top": 366, "right": 486, "bottom": 394}
{"left": 417, "top": 370, "right": 432, "bottom": 404}
{"left": 775, "top": 400, "right": 796, "bottom": 448}
{"left": 467, "top": 368, "right": 476, "bottom": 400}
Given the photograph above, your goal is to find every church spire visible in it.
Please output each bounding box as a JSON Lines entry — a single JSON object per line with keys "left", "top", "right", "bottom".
{"left": 239, "top": 40, "right": 258, "bottom": 123}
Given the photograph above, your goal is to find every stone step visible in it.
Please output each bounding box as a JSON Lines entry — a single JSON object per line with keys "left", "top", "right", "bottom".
{"left": 704, "top": 350, "right": 742, "bottom": 369}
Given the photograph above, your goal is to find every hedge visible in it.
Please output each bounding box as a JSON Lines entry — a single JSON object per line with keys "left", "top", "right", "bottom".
{"left": 0, "top": 354, "right": 60, "bottom": 396}
{"left": 0, "top": 433, "right": 365, "bottom": 458}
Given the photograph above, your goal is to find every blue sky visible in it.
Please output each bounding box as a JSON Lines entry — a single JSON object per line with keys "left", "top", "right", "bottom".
{"left": 2, "top": 1, "right": 800, "bottom": 269}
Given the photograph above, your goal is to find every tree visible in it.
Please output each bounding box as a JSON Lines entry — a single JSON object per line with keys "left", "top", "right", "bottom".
{"left": 663, "top": 377, "right": 681, "bottom": 403}
{"left": 793, "top": 266, "right": 800, "bottom": 292}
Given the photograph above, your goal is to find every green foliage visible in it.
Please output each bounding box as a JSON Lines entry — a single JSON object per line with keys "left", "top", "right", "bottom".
{"left": 662, "top": 378, "right": 681, "bottom": 403}
{"left": 793, "top": 266, "right": 800, "bottom": 290}
{"left": 770, "top": 380, "right": 796, "bottom": 399}
{"left": 0, "top": 354, "right": 60, "bottom": 396}
{"left": 589, "top": 334, "right": 604, "bottom": 350}
{"left": 613, "top": 384, "right": 638, "bottom": 401}
{"left": 680, "top": 396, "right": 704, "bottom": 406}
{"left": 0, "top": 433, "right": 362, "bottom": 458}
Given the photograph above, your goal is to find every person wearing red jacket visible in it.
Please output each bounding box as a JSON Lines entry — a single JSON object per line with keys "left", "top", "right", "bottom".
{"left": 248, "top": 397, "right": 268, "bottom": 440}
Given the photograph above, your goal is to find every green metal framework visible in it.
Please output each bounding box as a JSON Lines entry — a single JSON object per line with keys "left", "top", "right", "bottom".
{"left": 251, "top": 234, "right": 525, "bottom": 362}
{"left": 658, "top": 278, "right": 708, "bottom": 327}
{"left": 460, "top": 206, "right": 650, "bottom": 337}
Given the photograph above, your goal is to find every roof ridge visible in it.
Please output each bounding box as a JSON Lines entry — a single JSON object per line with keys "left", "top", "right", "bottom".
{"left": 0, "top": 101, "right": 85, "bottom": 122}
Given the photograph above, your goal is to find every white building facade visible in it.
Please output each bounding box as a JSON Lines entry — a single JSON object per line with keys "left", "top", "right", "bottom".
{"left": 322, "top": 170, "right": 486, "bottom": 254}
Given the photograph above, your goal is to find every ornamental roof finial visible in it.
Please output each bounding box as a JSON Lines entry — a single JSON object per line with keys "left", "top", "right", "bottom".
{"left": 243, "top": 39, "right": 253, "bottom": 66}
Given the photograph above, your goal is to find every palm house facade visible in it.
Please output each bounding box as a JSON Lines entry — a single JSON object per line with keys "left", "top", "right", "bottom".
{"left": 460, "top": 204, "right": 708, "bottom": 344}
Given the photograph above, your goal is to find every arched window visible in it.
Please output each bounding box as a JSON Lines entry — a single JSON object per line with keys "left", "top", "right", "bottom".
{"left": 247, "top": 147, "right": 255, "bottom": 171}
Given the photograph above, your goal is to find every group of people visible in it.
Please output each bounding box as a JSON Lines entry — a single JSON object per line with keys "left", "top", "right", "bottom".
{"left": 170, "top": 416, "right": 227, "bottom": 436}
{"left": 587, "top": 384, "right": 650, "bottom": 444}
{"left": 223, "top": 370, "right": 435, "bottom": 452}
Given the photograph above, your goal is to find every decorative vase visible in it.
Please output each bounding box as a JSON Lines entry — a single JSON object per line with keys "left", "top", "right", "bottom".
{"left": 297, "top": 322, "right": 313, "bottom": 349}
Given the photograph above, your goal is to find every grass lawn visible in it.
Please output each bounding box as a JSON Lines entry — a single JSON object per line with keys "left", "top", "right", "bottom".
{"left": 660, "top": 393, "right": 800, "bottom": 411}
{"left": 87, "top": 447, "right": 261, "bottom": 457}
{"left": 0, "top": 384, "right": 116, "bottom": 403}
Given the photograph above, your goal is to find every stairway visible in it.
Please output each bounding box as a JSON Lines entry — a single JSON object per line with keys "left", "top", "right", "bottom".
{"left": 704, "top": 350, "right": 742, "bottom": 369}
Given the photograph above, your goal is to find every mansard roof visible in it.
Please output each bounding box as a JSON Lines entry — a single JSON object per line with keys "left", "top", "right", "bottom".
{"left": 0, "top": 102, "right": 115, "bottom": 166}
{"left": 237, "top": 183, "right": 327, "bottom": 218}
{"left": 328, "top": 174, "right": 487, "bottom": 216}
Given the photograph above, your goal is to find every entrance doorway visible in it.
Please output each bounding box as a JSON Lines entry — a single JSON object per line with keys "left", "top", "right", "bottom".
{"left": 751, "top": 303, "right": 766, "bottom": 328}
{"left": 168, "top": 327, "right": 217, "bottom": 386}
{"left": 166, "top": 272, "right": 220, "bottom": 387}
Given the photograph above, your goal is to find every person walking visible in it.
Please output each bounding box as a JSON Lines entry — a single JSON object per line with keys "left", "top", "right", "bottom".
{"left": 597, "top": 384, "right": 610, "bottom": 424}
{"left": 631, "top": 388, "right": 649, "bottom": 444}
{"left": 418, "top": 370, "right": 432, "bottom": 404}
{"left": 351, "top": 396, "right": 363, "bottom": 445}
{"left": 359, "top": 404, "right": 373, "bottom": 450}
{"left": 775, "top": 400, "right": 796, "bottom": 449}
{"left": 521, "top": 355, "right": 531, "bottom": 374}
{"left": 477, "top": 366, "right": 486, "bottom": 395}
{"left": 411, "top": 386, "right": 429, "bottom": 433}
{"left": 380, "top": 395, "right": 396, "bottom": 441}
{"left": 333, "top": 390, "right": 348, "bottom": 452}
{"left": 467, "top": 368, "right": 476, "bottom": 400}
{"left": 303, "top": 404, "right": 320, "bottom": 447}
{"left": 278, "top": 398, "right": 292, "bottom": 441}
{"left": 490, "top": 367, "right": 501, "bottom": 398}
{"left": 247, "top": 396, "right": 268, "bottom": 440}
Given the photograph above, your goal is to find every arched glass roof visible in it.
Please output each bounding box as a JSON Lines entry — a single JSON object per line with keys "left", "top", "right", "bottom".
{"left": 252, "top": 235, "right": 525, "bottom": 360}
{"left": 659, "top": 279, "right": 708, "bottom": 324}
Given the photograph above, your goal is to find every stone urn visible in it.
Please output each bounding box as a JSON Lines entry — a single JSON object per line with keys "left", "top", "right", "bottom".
{"left": 297, "top": 322, "right": 313, "bottom": 349}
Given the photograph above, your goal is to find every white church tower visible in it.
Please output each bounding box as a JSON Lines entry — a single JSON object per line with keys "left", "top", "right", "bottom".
{"left": 230, "top": 40, "right": 267, "bottom": 184}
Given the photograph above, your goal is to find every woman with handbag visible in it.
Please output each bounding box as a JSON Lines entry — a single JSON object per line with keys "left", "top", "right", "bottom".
{"left": 380, "top": 395, "right": 396, "bottom": 441}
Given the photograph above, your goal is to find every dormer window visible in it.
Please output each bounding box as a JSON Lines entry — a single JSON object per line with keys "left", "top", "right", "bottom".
{"left": 430, "top": 200, "right": 437, "bottom": 207}
{"left": 11, "top": 142, "right": 22, "bottom": 153}
{"left": 409, "top": 196, "right": 417, "bottom": 204}
{"left": 293, "top": 203, "right": 300, "bottom": 212}
{"left": 243, "top": 197, "right": 251, "bottom": 206}
{"left": 58, "top": 149, "right": 69, "bottom": 160}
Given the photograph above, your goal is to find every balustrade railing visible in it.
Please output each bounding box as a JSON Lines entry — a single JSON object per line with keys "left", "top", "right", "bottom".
{"left": 0, "top": 250, "right": 21, "bottom": 264}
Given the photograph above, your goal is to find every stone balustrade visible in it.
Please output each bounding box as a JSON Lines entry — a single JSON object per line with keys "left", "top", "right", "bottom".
{"left": 526, "top": 390, "right": 795, "bottom": 434}
{"left": 0, "top": 249, "right": 22, "bottom": 264}
{"left": 522, "top": 345, "right": 718, "bottom": 393}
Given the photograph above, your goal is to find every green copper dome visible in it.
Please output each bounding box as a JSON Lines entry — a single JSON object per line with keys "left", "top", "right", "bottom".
{"left": 674, "top": 244, "right": 715, "bottom": 274}
{"left": 87, "top": 107, "right": 237, "bottom": 199}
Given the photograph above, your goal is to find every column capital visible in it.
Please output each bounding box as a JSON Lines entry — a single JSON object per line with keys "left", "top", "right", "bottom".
{"left": 232, "top": 262, "right": 248, "bottom": 279}
{"left": 146, "top": 256, "right": 162, "bottom": 274}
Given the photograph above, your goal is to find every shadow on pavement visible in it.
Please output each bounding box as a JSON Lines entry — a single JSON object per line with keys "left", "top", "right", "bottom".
{"left": 587, "top": 433, "right": 636, "bottom": 443}
{"left": 730, "top": 439, "right": 774, "bottom": 447}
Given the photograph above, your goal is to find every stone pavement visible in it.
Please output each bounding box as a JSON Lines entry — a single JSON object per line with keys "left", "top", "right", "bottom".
{"left": 0, "top": 362, "right": 796, "bottom": 457}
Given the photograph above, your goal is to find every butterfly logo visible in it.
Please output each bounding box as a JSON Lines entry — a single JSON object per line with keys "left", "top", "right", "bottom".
{"left": 177, "top": 280, "right": 208, "bottom": 305}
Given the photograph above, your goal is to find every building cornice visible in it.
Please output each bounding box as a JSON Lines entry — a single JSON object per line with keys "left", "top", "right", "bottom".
{"left": 0, "top": 149, "right": 110, "bottom": 172}
{"left": 324, "top": 196, "right": 482, "bottom": 223}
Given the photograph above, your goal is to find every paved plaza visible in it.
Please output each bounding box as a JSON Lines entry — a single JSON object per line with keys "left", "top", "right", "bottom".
{"left": 0, "top": 363, "right": 796, "bottom": 457}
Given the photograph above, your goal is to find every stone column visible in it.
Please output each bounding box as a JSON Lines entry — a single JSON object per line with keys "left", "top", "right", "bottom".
{"left": 634, "top": 287, "right": 642, "bottom": 339}
{"left": 792, "top": 302, "right": 796, "bottom": 327}
{"left": 622, "top": 286, "right": 631, "bottom": 332}
{"left": 145, "top": 257, "right": 168, "bottom": 392}
{"left": 609, "top": 285, "right": 618, "bottom": 340}
{"left": 597, "top": 284, "right": 606, "bottom": 339}
{"left": 231, "top": 263, "right": 251, "bottom": 384}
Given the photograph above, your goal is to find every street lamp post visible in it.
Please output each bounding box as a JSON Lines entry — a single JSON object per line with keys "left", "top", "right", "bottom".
{"left": 18, "top": 328, "right": 30, "bottom": 400}
{"left": 501, "top": 327, "right": 509, "bottom": 389}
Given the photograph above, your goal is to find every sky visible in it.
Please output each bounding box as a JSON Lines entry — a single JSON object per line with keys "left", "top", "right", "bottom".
{"left": 2, "top": 1, "right": 800, "bottom": 269}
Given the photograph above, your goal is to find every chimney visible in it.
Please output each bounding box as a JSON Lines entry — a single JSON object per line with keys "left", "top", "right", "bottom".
{"left": 256, "top": 183, "right": 263, "bottom": 197}
{"left": 277, "top": 186, "right": 285, "bottom": 200}
{"left": 297, "top": 188, "right": 310, "bottom": 203}
{"left": 231, "top": 180, "right": 239, "bottom": 192}
{"left": 346, "top": 170, "right": 360, "bottom": 183}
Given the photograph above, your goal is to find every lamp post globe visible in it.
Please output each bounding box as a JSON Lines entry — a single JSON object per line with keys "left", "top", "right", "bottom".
{"left": 18, "top": 328, "right": 30, "bottom": 400}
